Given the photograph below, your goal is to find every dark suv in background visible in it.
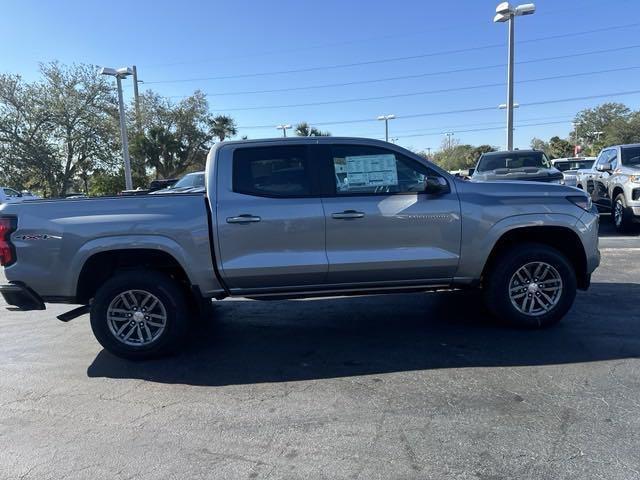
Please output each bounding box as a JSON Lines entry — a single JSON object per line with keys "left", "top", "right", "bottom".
{"left": 471, "top": 150, "right": 564, "bottom": 184}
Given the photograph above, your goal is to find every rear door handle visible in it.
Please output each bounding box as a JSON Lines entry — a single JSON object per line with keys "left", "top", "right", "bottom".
{"left": 226, "top": 214, "right": 261, "bottom": 224}
{"left": 331, "top": 210, "right": 365, "bottom": 219}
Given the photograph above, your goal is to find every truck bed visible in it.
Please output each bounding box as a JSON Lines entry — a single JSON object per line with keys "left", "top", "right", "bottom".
{"left": 0, "top": 194, "right": 220, "bottom": 300}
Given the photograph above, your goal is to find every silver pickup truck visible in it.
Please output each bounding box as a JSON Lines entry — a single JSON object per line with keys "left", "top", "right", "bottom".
{"left": 0, "top": 138, "right": 600, "bottom": 359}
{"left": 575, "top": 143, "right": 640, "bottom": 232}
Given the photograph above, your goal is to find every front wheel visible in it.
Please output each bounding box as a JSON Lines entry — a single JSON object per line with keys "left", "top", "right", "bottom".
{"left": 483, "top": 243, "right": 577, "bottom": 328}
{"left": 90, "top": 271, "right": 190, "bottom": 360}
{"left": 613, "top": 193, "right": 633, "bottom": 233}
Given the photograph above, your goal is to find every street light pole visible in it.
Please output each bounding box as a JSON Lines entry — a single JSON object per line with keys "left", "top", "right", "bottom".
{"left": 132, "top": 65, "right": 142, "bottom": 132}
{"left": 115, "top": 76, "right": 133, "bottom": 191}
{"left": 276, "top": 124, "right": 291, "bottom": 137}
{"left": 494, "top": 2, "right": 536, "bottom": 151}
{"left": 377, "top": 114, "right": 395, "bottom": 142}
{"left": 506, "top": 15, "right": 515, "bottom": 150}
{"left": 100, "top": 66, "right": 134, "bottom": 191}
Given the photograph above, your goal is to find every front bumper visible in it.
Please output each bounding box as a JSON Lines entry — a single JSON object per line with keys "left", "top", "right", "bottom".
{"left": 0, "top": 283, "right": 45, "bottom": 310}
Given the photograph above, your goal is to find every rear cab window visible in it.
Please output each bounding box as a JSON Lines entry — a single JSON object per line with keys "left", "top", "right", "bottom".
{"left": 232, "top": 145, "right": 314, "bottom": 197}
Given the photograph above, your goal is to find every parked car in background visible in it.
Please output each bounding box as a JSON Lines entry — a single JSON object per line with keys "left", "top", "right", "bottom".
{"left": 575, "top": 144, "right": 640, "bottom": 232}
{"left": 471, "top": 150, "right": 564, "bottom": 184}
{"left": 551, "top": 157, "right": 596, "bottom": 188}
{"left": 150, "top": 171, "right": 205, "bottom": 194}
{"left": 1, "top": 138, "right": 600, "bottom": 359}
{"left": 0, "top": 187, "right": 39, "bottom": 204}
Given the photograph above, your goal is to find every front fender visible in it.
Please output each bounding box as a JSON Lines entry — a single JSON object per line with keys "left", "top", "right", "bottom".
{"left": 455, "top": 213, "right": 582, "bottom": 281}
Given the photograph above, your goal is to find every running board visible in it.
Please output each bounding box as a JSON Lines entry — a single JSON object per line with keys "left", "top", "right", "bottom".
{"left": 57, "top": 305, "right": 90, "bottom": 322}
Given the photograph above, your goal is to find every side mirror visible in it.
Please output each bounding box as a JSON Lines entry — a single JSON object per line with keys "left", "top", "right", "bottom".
{"left": 596, "top": 162, "right": 612, "bottom": 172}
{"left": 17, "top": 192, "right": 23, "bottom": 198}
{"left": 424, "top": 176, "right": 450, "bottom": 195}
{"left": 467, "top": 168, "right": 475, "bottom": 176}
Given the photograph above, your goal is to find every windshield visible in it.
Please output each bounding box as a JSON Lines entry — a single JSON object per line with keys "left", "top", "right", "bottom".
{"left": 476, "top": 151, "right": 551, "bottom": 172}
{"left": 172, "top": 173, "right": 205, "bottom": 189}
{"left": 622, "top": 147, "right": 640, "bottom": 167}
{"left": 554, "top": 160, "right": 594, "bottom": 172}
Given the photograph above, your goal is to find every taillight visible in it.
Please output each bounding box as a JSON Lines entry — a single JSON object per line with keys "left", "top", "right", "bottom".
{"left": 0, "top": 217, "right": 17, "bottom": 267}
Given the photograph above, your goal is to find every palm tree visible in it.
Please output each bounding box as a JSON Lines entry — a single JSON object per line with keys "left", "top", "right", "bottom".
{"left": 210, "top": 115, "right": 238, "bottom": 142}
{"left": 295, "top": 122, "right": 331, "bottom": 137}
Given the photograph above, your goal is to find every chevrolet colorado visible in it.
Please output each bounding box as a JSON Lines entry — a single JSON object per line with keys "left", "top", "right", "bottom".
{"left": 0, "top": 138, "right": 600, "bottom": 359}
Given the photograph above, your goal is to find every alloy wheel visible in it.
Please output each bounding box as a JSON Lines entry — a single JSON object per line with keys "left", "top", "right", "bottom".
{"left": 508, "top": 262, "right": 563, "bottom": 316}
{"left": 106, "top": 290, "right": 168, "bottom": 347}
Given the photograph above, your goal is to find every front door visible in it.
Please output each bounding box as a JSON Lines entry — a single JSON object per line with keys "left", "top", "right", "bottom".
{"left": 215, "top": 144, "right": 328, "bottom": 292}
{"left": 320, "top": 143, "right": 462, "bottom": 286}
{"left": 592, "top": 148, "right": 616, "bottom": 210}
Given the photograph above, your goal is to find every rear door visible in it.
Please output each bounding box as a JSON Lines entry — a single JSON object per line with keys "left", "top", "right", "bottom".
{"left": 215, "top": 144, "right": 328, "bottom": 292}
{"left": 320, "top": 143, "right": 461, "bottom": 285}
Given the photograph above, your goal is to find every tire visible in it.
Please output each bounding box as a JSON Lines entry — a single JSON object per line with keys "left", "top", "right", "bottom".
{"left": 483, "top": 243, "right": 577, "bottom": 328}
{"left": 613, "top": 193, "right": 633, "bottom": 233}
{"left": 90, "top": 270, "right": 190, "bottom": 360}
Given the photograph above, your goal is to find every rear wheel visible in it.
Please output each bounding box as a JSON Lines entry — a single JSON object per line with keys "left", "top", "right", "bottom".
{"left": 613, "top": 193, "right": 633, "bottom": 233}
{"left": 483, "top": 243, "right": 576, "bottom": 328}
{"left": 90, "top": 271, "right": 190, "bottom": 360}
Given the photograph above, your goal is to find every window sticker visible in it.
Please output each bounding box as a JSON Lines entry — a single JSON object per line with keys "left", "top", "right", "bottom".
{"left": 343, "top": 154, "right": 398, "bottom": 188}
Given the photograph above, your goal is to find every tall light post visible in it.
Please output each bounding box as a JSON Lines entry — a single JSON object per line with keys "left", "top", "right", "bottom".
{"left": 276, "top": 124, "right": 292, "bottom": 137}
{"left": 377, "top": 114, "right": 395, "bottom": 142}
{"left": 444, "top": 132, "right": 455, "bottom": 150}
{"left": 100, "top": 66, "right": 134, "bottom": 190}
{"left": 494, "top": 2, "right": 536, "bottom": 151}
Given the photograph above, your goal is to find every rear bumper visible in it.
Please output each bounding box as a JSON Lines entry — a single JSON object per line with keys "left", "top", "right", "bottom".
{"left": 0, "top": 283, "right": 46, "bottom": 310}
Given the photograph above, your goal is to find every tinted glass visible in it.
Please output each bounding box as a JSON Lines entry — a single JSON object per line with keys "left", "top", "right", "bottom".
{"left": 554, "top": 160, "right": 594, "bottom": 171}
{"left": 4, "top": 188, "right": 18, "bottom": 196}
{"left": 477, "top": 151, "right": 550, "bottom": 172}
{"left": 622, "top": 147, "right": 640, "bottom": 167}
{"left": 233, "top": 146, "right": 311, "bottom": 197}
{"left": 331, "top": 145, "right": 431, "bottom": 195}
{"left": 173, "top": 173, "right": 205, "bottom": 189}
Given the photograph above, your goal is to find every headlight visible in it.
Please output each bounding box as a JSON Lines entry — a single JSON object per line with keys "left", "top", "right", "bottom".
{"left": 630, "top": 175, "right": 640, "bottom": 183}
{"left": 567, "top": 195, "right": 592, "bottom": 212}
{"left": 550, "top": 178, "right": 564, "bottom": 185}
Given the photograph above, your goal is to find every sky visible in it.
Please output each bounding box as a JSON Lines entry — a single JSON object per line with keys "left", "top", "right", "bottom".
{"left": 1, "top": 0, "right": 639, "bottom": 152}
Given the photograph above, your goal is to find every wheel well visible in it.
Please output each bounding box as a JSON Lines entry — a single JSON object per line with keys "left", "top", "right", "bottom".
{"left": 76, "top": 249, "right": 191, "bottom": 304}
{"left": 482, "top": 226, "right": 589, "bottom": 289}
{"left": 611, "top": 186, "right": 624, "bottom": 204}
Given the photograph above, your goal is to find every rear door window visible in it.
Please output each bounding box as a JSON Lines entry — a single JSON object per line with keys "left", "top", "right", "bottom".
{"left": 233, "top": 146, "right": 312, "bottom": 197}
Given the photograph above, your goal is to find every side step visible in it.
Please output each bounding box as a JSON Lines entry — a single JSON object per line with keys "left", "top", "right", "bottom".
{"left": 57, "top": 305, "right": 90, "bottom": 322}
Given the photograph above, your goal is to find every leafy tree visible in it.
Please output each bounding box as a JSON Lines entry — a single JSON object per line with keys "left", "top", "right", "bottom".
{"left": 210, "top": 115, "right": 237, "bottom": 142}
{"left": 530, "top": 137, "right": 551, "bottom": 156}
{"left": 548, "top": 136, "right": 574, "bottom": 159}
{"left": 295, "top": 122, "right": 330, "bottom": 137}
{"left": 573, "top": 102, "right": 631, "bottom": 148}
{"left": 131, "top": 91, "right": 223, "bottom": 178}
{"left": 0, "top": 62, "right": 119, "bottom": 196}
{"left": 429, "top": 143, "right": 496, "bottom": 171}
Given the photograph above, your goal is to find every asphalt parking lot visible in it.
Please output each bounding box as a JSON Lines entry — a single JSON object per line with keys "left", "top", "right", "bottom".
{"left": 1, "top": 217, "right": 639, "bottom": 480}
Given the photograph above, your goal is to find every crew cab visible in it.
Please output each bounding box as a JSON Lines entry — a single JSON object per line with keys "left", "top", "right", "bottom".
{"left": 576, "top": 143, "right": 640, "bottom": 232}
{"left": 0, "top": 138, "right": 600, "bottom": 359}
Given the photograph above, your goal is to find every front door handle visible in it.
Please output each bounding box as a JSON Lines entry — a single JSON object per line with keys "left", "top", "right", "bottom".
{"left": 331, "top": 210, "right": 365, "bottom": 219}
{"left": 226, "top": 214, "right": 261, "bottom": 224}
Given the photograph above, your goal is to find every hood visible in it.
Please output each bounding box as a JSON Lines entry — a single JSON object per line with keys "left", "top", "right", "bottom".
{"left": 472, "top": 167, "right": 563, "bottom": 183}
{"left": 459, "top": 177, "right": 581, "bottom": 197}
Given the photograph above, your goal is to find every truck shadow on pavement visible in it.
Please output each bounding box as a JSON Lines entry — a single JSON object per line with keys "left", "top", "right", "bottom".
{"left": 87, "top": 282, "right": 640, "bottom": 386}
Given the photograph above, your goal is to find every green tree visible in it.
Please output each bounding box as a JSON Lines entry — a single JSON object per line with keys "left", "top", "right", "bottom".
{"left": 0, "top": 62, "right": 119, "bottom": 196}
{"left": 573, "top": 102, "right": 631, "bottom": 147}
{"left": 548, "top": 136, "right": 574, "bottom": 159}
{"left": 295, "top": 122, "right": 331, "bottom": 137}
{"left": 131, "top": 91, "right": 223, "bottom": 179}
{"left": 210, "top": 115, "right": 237, "bottom": 142}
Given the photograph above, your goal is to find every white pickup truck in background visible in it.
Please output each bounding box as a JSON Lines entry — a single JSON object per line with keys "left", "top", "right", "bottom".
{"left": 0, "top": 187, "right": 39, "bottom": 204}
